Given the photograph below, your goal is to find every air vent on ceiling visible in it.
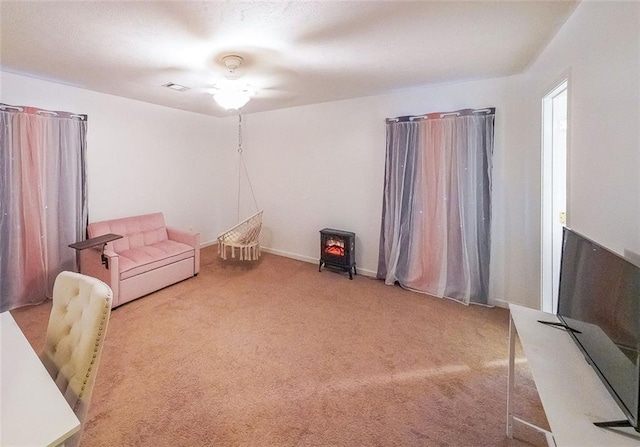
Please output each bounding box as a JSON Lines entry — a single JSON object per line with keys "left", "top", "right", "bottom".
{"left": 162, "top": 82, "right": 189, "bottom": 92}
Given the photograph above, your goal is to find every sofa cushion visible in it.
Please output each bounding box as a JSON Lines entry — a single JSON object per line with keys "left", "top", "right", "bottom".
{"left": 119, "top": 240, "right": 194, "bottom": 280}
{"left": 88, "top": 213, "right": 168, "bottom": 253}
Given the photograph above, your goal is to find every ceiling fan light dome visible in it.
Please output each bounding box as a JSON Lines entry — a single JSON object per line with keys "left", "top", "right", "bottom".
{"left": 213, "top": 89, "right": 251, "bottom": 110}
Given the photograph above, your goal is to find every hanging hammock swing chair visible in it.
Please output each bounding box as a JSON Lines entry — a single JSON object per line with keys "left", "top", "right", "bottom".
{"left": 217, "top": 113, "right": 264, "bottom": 261}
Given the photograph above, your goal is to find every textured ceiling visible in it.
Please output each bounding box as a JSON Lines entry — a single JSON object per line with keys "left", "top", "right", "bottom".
{"left": 0, "top": 1, "right": 578, "bottom": 117}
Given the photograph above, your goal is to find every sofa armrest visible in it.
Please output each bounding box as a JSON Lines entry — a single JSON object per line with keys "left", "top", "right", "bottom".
{"left": 166, "top": 226, "right": 201, "bottom": 274}
{"left": 166, "top": 227, "right": 199, "bottom": 247}
{"left": 79, "top": 248, "right": 120, "bottom": 306}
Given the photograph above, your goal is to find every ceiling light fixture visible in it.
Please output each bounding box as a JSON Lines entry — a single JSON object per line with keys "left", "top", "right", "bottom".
{"left": 213, "top": 55, "right": 252, "bottom": 110}
{"left": 213, "top": 83, "right": 251, "bottom": 110}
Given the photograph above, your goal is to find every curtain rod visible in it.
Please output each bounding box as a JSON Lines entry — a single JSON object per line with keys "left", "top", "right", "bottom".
{"left": 386, "top": 107, "right": 495, "bottom": 123}
{"left": 0, "top": 104, "right": 24, "bottom": 112}
{"left": 1, "top": 103, "right": 86, "bottom": 120}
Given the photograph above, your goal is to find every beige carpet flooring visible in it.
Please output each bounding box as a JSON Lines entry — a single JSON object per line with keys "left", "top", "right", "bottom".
{"left": 12, "top": 246, "right": 549, "bottom": 446}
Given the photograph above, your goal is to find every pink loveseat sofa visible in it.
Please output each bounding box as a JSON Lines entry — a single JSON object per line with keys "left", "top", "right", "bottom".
{"left": 79, "top": 212, "right": 200, "bottom": 308}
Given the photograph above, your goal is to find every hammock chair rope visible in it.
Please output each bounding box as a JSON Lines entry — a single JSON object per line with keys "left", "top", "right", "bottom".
{"left": 237, "top": 113, "right": 259, "bottom": 220}
{"left": 218, "top": 112, "right": 263, "bottom": 261}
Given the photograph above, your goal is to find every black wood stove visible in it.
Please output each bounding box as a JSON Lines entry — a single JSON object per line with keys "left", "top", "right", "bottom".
{"left": 319, "top": 228, "right": 357, "bottom": 279}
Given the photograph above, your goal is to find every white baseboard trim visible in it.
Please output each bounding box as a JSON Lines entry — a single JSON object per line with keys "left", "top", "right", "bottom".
{"left": 203, "top": 241, "right": 374, "bottom": 278}
{"left": 489, "top": 298, "right": 510, "bottom": 309}
{"left": 261, "top": 247, "right": 317, "bottom": 264}
{"left": 352, "top": 267, "right": 377, "bottom": 277}
{"left": 204, "top": 242, "right": 506, "bottom": 297}
{"left": 202, "top": 242, "right": 516, "bottom": 303}
{"left": 261, "top": 246, "right": 377, "bottom": 278}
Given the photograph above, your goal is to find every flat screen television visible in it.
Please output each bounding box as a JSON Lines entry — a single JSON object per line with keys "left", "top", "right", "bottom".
{"left": 555, "top": 227, "right": 640, "bottom": 432}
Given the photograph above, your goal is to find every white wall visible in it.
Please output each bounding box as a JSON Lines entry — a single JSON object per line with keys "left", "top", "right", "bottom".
{"left": 224, "top": 0, "right": 639, "bottom": 308}
{"left": 0, "top": 69, "right": 522, "bottom": 305}
{"left": 505, "top": 1, "right": 640, "bottom": 308}
{"left": 3, "top": 0, "right": 636, "bottom": 309}
{"left": 0, "top": 72, "right": 222, "bottom": 242}
{"left": 218, "top": 76, "right": 522, "bottom": 307}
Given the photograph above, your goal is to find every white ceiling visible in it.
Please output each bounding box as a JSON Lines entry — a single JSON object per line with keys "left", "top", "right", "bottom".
{"left": 1, "top": 1, "right": 578, "bottom": 117}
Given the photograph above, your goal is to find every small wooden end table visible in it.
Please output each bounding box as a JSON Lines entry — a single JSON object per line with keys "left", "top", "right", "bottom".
{"left": 69, "top": 233, "right": 122, "bottom": 269}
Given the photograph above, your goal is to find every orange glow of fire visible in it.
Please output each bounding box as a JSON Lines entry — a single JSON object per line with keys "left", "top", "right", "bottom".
{"left": 325, "top": 245, "right": 345, "bottom": 257}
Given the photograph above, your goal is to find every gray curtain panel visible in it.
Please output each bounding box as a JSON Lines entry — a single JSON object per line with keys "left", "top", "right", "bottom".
{"left": 378, "top": 108, "right": 494, "bottom": 305}
{"left": 0, "top": 104, "right": 88, "bottom": 312}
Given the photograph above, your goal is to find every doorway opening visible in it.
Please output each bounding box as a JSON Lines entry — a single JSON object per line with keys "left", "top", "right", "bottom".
{"left": 541, "top": 80, "right": 568, "bottom": 313}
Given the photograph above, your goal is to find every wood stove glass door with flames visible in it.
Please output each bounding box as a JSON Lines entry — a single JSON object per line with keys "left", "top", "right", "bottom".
{"left": 319, "top": 228, "right": 356, "bottom": 279}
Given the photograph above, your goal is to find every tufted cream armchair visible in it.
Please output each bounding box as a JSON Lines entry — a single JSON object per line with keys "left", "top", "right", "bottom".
{"left": 39, "top": 271, "right": 113, "bottom": 447}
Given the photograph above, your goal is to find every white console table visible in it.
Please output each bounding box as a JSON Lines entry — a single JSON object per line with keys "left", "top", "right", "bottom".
{"left": 507, "top": 304, "right": 640, "bottom": 446}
